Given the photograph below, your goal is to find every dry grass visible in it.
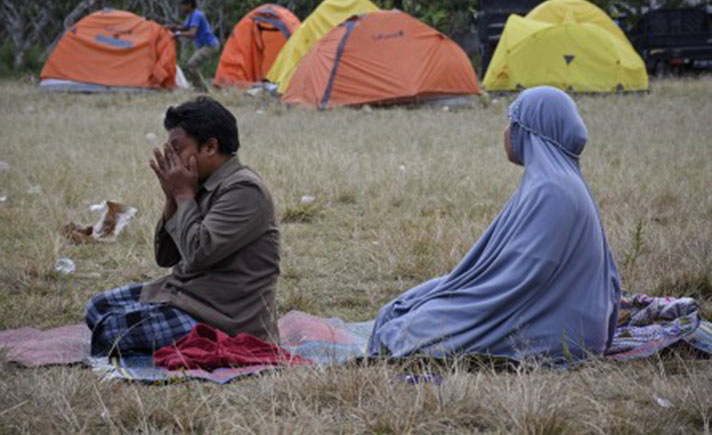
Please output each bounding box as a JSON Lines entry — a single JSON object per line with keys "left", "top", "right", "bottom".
{"left": 0, "top": 78, "right": 711, "bottom": 433}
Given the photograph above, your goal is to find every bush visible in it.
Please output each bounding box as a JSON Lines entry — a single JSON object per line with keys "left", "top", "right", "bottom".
{"left": 0, "top": 43, "right": 45, "bottom": 78}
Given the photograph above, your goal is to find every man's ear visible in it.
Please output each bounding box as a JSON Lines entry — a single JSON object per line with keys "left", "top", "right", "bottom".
{"left": 203, "top": 138, "right": 220, "bottom": 156}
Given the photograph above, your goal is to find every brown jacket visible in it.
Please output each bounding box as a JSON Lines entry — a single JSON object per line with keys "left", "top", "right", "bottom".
{"left": 140, "top": 157, "right": 280, "bottom": 342}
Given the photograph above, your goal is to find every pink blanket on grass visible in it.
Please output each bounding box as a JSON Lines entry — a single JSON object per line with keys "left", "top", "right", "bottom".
{"left": 0, "top": 324, "right": 91, "bottom": 366}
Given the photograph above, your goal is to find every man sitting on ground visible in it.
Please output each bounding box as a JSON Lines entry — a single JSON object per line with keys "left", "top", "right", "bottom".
{"left": 85, "top": 96, "right": 280, "bottom": 356}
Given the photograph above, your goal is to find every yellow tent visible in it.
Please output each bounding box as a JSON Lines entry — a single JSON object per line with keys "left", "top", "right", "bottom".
{"left": 483, "top": 0, "right": 648, "bottom": 92}
{"left": 266, "top": 0, "right": 379, "bottom": 93}
{"left": 528, "top": 0, "right": 631, "bottom": 45}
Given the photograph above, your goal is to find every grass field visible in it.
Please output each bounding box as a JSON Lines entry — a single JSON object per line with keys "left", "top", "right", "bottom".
{"left": 1, "top": 78, "right": 711, "bottom": 433}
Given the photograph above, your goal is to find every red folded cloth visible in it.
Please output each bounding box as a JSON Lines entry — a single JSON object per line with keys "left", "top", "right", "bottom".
{"left": 154, "top": 323, "right": 311, "bottom": 370}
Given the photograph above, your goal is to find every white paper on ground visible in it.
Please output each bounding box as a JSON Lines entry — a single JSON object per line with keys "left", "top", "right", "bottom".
{"left": 88, "top": 201, "right": 138, "bottom": 242}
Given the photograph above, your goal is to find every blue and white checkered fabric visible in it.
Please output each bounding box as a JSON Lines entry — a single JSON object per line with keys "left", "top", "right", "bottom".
{"left": 85, "top": 283, "right": 198, "bottom": 356}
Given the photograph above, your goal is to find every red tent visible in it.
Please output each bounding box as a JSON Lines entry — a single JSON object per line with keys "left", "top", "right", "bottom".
{"left": 214, "top": 4, "right": 300, "bottom": 88}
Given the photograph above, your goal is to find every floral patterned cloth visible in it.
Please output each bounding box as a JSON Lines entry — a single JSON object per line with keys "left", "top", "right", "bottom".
{"left": 606, "top": 293, "right": 712, "bottom": 359}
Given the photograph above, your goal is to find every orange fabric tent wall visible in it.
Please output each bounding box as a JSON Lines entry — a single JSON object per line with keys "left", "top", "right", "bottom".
{"left": 214, "top": 4, "right": 300, "bottom": 87}
{"left": 283, "top": 10, "right": 480, "bottom": 108}
{"left": 41, "top": 9, "right": 177, "bottom": 89}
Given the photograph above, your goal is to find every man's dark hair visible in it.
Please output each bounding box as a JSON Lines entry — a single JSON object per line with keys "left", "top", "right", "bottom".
{"left": 164, "top": 96, "right": 239, "bottom": 155}
{"left": 180, "top": 0, "right": 197, "bottom": 8}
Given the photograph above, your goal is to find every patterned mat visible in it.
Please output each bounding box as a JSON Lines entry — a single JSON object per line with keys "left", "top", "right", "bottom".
{"left": 2, "top": 293, "right": 709, "bottom": 383}
{"left": 0, "top": 324, "right": 90, "bottom": 366}
{"left": 605, "top": 293, "right": 712, "bottom": 359}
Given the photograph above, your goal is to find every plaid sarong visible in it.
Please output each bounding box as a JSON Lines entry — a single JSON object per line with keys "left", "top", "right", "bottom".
{"left": 85, "top": 283, "right": 198, "bottom": 356}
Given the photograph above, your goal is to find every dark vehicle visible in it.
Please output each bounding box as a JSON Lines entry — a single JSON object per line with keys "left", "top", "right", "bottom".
{"left": 630, "top": 7, "right": 712, "bottom": 76}
{"left": 476, "top": 0, "right": 543, "bottom": 76}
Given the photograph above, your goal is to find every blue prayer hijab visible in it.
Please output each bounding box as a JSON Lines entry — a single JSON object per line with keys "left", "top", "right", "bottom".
{"left": 368, "top": 87, "right": 621, "bottom": 361}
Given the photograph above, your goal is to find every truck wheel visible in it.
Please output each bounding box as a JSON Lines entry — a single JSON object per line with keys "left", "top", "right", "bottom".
{"left": 654, "top": 61, "right": 669, "bottom": 78}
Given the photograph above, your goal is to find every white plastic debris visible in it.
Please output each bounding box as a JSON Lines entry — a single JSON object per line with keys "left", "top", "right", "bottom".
{"left": 25, "top": 105, "right": 36, "bottom": 113}
{"left": 263, "top": 83, "right": 279, "bottom": 93}
{"left": 0, "top": 161, "right": 10, "bottom": 172}
{"left": 247, "top": 87, "right": 262, "bottom": 97}
{"left": 0, "top": 195, "right": 7, "bottom": 203}
{"left": 88, "top": 203, "right": 104, "bottom": 212}
{"left": 88, "top": 201, "right": 138, "bottom": 242}
{"left": 27, "top": 185, "right": 42, "bottom": 194}
{"left": 256, "top": 109, "right": 266, "bottom": 115}
{"left": 54, "top": 257, "right": 76, "bottom": 275}
{"left": 145, "top": 132, "right": 158, "bottom": 141}
{"left": 654, "top": 395, "right": 673, "bottom": 409}
{"left": 442, "top": 106, "right": 450, "bottom": 112}
{"left": 398, "top": 164, "right": 406, "bottom": 173}
{"left": 175, "top": 65, "right": 191, "bottom": 90}
{"left": 300, "top": 195, "right": 316, "bottom": 204}
{"left": 64, "top": 201, "right": 138, "bottom": 244}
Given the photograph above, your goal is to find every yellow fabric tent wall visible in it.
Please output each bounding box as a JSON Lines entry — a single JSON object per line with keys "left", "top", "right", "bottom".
{"left": 528, "top": 0, "right": 630, "bottom": 45}
{"left": 266, "top": 0, "right": 379, "bottom": 93}
{"left": 483, "top": 0, "right": 648, "bottom": 92}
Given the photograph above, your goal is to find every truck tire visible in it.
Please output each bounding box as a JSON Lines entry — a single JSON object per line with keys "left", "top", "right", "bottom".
{"left": 654, "top": 60, "right": 670, "bottom": 78}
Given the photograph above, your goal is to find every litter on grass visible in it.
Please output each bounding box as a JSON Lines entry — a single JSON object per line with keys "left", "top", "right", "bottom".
{"left": 396, "top": 373, "right": 444, "bottom": 385}
{"left": 54, "top": 257, "right": 76, "bottom": 275}
{"left": 63, "top": 201, "right": 137, "bottom": 244}
{"left": 654, "top": 395, "right": 673, "bottom": 408}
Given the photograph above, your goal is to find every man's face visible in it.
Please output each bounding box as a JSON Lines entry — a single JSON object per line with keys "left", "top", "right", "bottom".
{"left": 180, "top": 4, "right": 191, "bottom": 14}
{"left": 167, "top": 126, "right": 207, "bottom": 180}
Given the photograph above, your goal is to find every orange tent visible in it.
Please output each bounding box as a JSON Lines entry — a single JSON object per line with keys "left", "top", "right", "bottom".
{"left": 41, "top": 9, "right": 177, "bottom": 90}
{"left": 282, "top": 10, "right": 481, "bottom": 109}
{"left": 214, "top": 4, "right": 300, "bottom": 88}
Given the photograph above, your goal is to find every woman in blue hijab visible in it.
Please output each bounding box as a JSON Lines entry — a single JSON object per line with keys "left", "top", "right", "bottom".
{"left": 369, "top": 87, "right": 621, "bottom": 361}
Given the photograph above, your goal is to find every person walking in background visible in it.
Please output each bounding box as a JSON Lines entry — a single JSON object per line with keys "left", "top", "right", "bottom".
{"left": 169, "top": 0, "right": 220, "bottom": 92}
